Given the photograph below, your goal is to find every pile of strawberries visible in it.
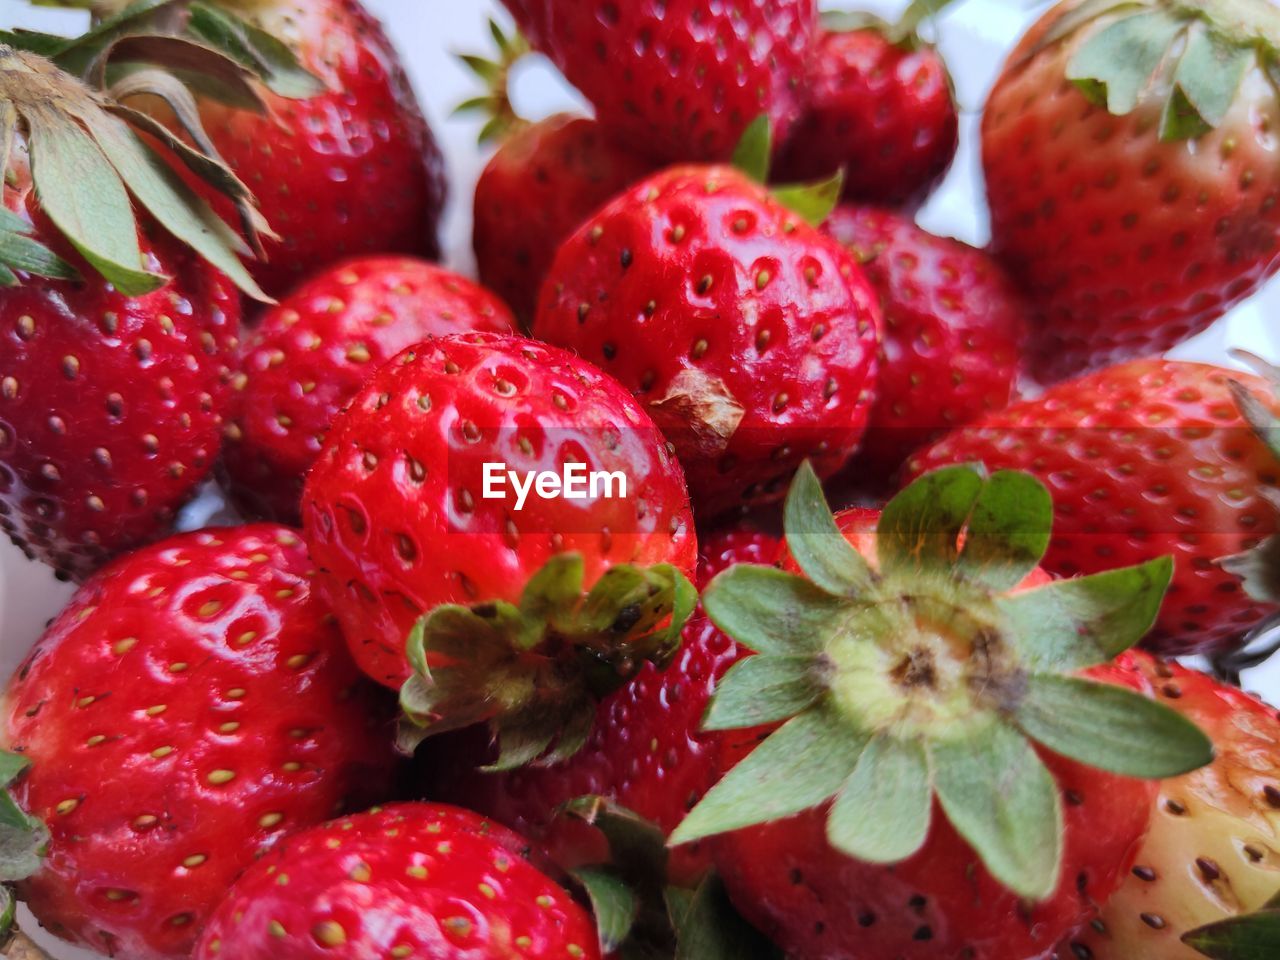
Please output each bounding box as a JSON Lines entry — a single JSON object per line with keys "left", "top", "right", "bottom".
{"left": 1, "top": 1, "right": 1279, "bottom": 959}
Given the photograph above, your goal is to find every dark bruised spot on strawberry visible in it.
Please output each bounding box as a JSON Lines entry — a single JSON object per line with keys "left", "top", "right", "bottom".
{"left": 399, "top": 552, "right": 696, "bottom": 770}
{"left": 670, "top": 462, "right": 1214, "bottom": 901}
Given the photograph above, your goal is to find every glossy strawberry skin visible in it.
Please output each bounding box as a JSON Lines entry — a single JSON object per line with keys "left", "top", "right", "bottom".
{"left": 906, "top": 359, "right": 1280, "bottom": 657}
{"left": 984, "top": 3, "right": 1280, "bottom": 384}
{"left": 776, "top": 29, "right": 958, "bottom": 210}
{"left": 1060, "top": 655, "right": 1280, "bottom": 960}
{"left": 1, "top": 525, "right": 398, "bottom": 960}
{"left": 474, "top": 115, "right": 656, "bottom": 325}
{"left": 197, "top": 0, "right": 446, "bottom": 297}
{"left": 533, "top": 165, "right": 881, "bottom": 518}
{"left": 823, "top": 206, "right": 1025, "bottom": 485}
{"left": 302, "top": 332, "right": 697, "bottom": 689}
{"left": 711, "top": 512, "right": 1154, "bottom": 960}
{"left": 502, "top": 0, "right": 816, "bottom": 163}
{"left": 195, "top": 803, "right": 600, "bottom": 960}
{"left": 0, "top": 194, "right": 240, "bottom": 581}
{"left": 431, "top": 525, "right": 778, "bottom": 888}
{"left": 223, "top": 258, "right": 515, "bottom": 523}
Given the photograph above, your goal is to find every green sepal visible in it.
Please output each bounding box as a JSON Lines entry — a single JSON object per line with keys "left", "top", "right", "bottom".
{"left": 731, "top": 115, "right": 771, "bottom": 184}
{"left": 771, "top": 171, "right": 843, "bottom": 227}
{"left": 1162, "top": 23, "right": 1252, "bottom": 140}
{"left": 1221, "top": 536, "right": 1280, "bottom": 606}
{"left": 572, "top": 867, "right": 639, "bottom": 954}
{"left": 997, "top": 555, "right": 1174, "bottom": 672}
{"left": 1016, "top": 674, "right": 1215, "bottom": 778}
{"left": 1184, "top": 906, "right": 1280, "bottom": 959}
{"left": 675, "top": 872, "right": 783, "bottom": 960}
{"left": 702, "top": 655, "right": 822, "bottom": 731}
{"left": 782, "top": 461, "right": 875, "bottom": 596}
{"left": 398, "top": 554, "right": 694, "bottom": 768}
{"left": 0, "top": 751, "right": 47, "bottom": 884}
{"left": 669, "top": 707, "right": 868, "bottom": 846}
{"left": 1067, "top": 9, "right": 1186, "bottom": 115}
{"left": 931, "top": 719, "right": 1063, "bottom": 901}
{"left": 877, "top": 464, "right": 981, "bottom": 575}
{"left": 454, "top": 18, "right": 531, "bottom": 144}
{"left": 702, "top": 565, "right": 843, "bottom": 657}
{"left": 0, "top": 207, "right": 78, "bottom": 284}
{"left": 185, "top": 1, "right": 325, "bottom": 98}
{"left": 955, "top": 470, "right": 1054, "bottom": 591}
{"left": 826, "top": 734, "right": 932, "bottom": 864}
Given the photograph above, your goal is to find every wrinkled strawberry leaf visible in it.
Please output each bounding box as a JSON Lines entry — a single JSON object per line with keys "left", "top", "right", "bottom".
{"left": 702, "top": 565, "right": 841, "bottom": 657}
{"left": 702, "top": 655, "right": 822, "bottom": 731}
{"left": 1066, "top": 9, "right": 1186, "bottom": 115}
{"left": 827, "top": 734, "right": 932, "bottom": 863}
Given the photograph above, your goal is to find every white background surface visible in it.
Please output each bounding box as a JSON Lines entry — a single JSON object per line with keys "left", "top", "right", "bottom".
{"left": 0, "top": 2, "right": 1277, "bottom": 956}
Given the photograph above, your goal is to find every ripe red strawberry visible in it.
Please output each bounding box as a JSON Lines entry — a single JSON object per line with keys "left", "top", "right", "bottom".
{"left": 302, "top": 332, "right": 697, "bottom": 767}
{"left": 430, "top": 524, "right": 779, "bottom": 888}
{"left": 194, "top": 803, "right": 601, "bottom": 960}
{"left": 670, "top": 462, "right": 1212, "bottom": 959}
{"left": 905, "top": 359, "right": 1280, "bottom": 657}
{"left": 185, "top": 0, "right": 447, "bottom": 297}
{"left": 0, "top": 46, "right": 284, "bottom": 580}
{"left": 775, "top": 18, "right": 959, "bottom": 209}
{"left": 823, "top": 205, "right": 1026, "bottom": 484}
{"left": 533, "top": 165, "right": 881, "bottom": 518}
{"left": 0, "top": 525, "right": 398, "bottom": 960}
{"left": 501, "top": 0, "right": 817, "bottom": 163}
{"left": 222, "top": 257, "right": 516, "bottom": 523}
{"left": 1059, "top": 655, "right": 1280, "bottom": 960}
{"left": 475, "top": 114, "right": 656, "bottom": 325}
{"left": 984, "top": 0, "right": 1280, "bottom": 383}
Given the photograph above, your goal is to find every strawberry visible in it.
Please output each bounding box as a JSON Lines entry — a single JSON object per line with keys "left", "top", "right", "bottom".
{"left": 222, "top": 257, "right": 516, "bottom": 524}
{"left": 302, "top": 332, "right": 697, "bottom": 767}
{"left": 475, "top": 115, "right": 657, "bottom": 327}
{"left": 669, "top": 462, "right": 1213, "bottom": 959}
{"left": 532, "top": 163, "right": 881, "bottom": 518}
{"left": 823, "top": 205, "right": 1026, "bottom": 484}
{"left": 1059, "top": 655, "right": 1280, "bottom": 960}
{"left": 460, "top": 22, "right": 658, "bottom": 327}
{"left": 984, "top": 0, "right": 1280, "bottom": 383}
{"left": 194, "top": 802, "right": 600, "bottom": 960}
{"left": 500, "top": 0, "right": 817, "bottom": 163}
{"left": 0, "top": 524, "right": 398, "bottom": 960}
{"left": 775, "top": 12, "right": 959, "bottom": 210}
{"left": 905, "top": 359, "right": 1280, "bottom": 657}
{"left": 429, "top": 524, "right": 779, "bottom": 888}
{"left": 0, "top": 42, "right": 284, "bottom": 580}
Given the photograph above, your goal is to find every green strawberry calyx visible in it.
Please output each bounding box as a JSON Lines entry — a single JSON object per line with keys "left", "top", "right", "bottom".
{"left": 1031, "top": 0, "right": 1280, "bottom": 142}
{"left": 0, "top": 750, "right": 51, "bottom": 959}
{"left": 455, "top": 18, "right": 532, "bottom": 145}
{"left": 398, "top": 554, "right": 695, "bottom": 769}
{"left": 0, "top": 0, "right": 329, "bottom": 301}
{"left": 731, "top": 116, "right": 842, "bottom": 227}
{"left": 669, "top": 462, "right": 1214, "bottom": 902}
{"left": 823, "top": 0, "right": 961, "bottom": 50}
{"left": 1184, "top": 890, "right": 1280, "bottom": 958}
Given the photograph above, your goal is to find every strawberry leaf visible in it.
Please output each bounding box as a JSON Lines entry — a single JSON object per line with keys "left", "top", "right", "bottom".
{"left": 932, "top": 720, "right": 1063, "bottom": 901}
{"left": 0, "top": 751, "right": 46, "bottom": 885}
{"left": 675, "top": 872, "right": 783, "bottom": 960}
{"left": 997, "top": 555, "right": 1174, "bottom": 672}
{"left": 954, "top": 470, "right": 1053, "bottom": 591}
{"left": 669, "top": 708, "right": 868, "bottom": 846}
{"left": 1184, "top": 908, "right": 1280, "bottom": 959}
{"left": 186, "top": 0, "right": 324, "bottom": 98}
{"left": 731, "top": 115, "right": 771, "bottom": 184}
{"left": 702, "top": 655, "right": 822, "bottom": 731}
{"left": 1066, "top": 10, "right": 1186, "bottom": 115}
{"left": 783, "top": 461, "right": 875, "bottom": 595}
{"left": 1221, "top": 536, "right": 1280, "bottom": 606}
{"left": 1016, "top": 674, "right": 1214, "bottom": 778}
{"left": 1162, "top": 23, "right": 1252, "bottom": 141}
{"left": 702, "top": 565, "right": 842, "bottom": 657}
{"left": 0, "top": 207, "right": 78, "bottom": 284}
{"left": 770, "top": 171, "right": 843, "bottom": 227}
{"left": 877, "top": 464, "right": 985, "bottom": 576}
{"left": 827, "top": 734, "right": 932, "bottom": 863}
{"left": 573, "top": 867, "right": 640, "bottom": 953}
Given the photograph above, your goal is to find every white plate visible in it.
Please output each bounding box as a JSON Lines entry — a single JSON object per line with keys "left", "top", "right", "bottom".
{"left": 0, "top": 2, "right": 1276, "bottom": 956}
